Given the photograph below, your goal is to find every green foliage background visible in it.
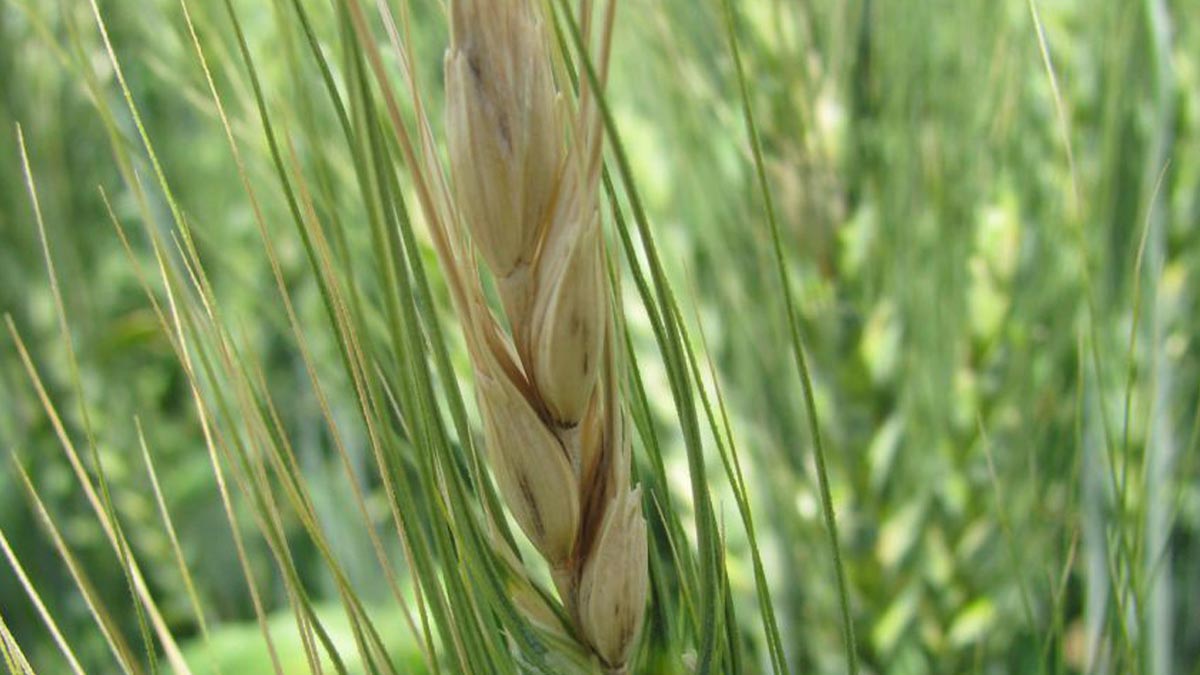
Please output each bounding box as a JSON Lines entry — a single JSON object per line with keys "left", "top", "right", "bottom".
{"left": 1, "top": 0, "right": 1198, "bottom": 673}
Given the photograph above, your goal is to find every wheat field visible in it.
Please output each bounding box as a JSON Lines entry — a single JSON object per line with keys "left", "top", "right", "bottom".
{"left": 1, "top": 0, "right": 1198, "bottom": 673}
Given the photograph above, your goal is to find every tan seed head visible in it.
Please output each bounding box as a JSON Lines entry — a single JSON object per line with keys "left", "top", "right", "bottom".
{"left": 475, "top": 352, "right": 580, "bottom": 567}
{"left": 440, "top": 0, "right": 648, "bottom": 669}
{"left": 529, "top": 204, "right": 606, "bottom": 426}
{"left": 445, "top": 0, "right": 563, "bottom": 282}
{"left": 576, "top": 487, "right": 649, "bottom": 668}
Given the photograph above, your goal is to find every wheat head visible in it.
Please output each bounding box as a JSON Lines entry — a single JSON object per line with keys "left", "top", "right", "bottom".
{"left": 441, "top": 0, "right": 648, "bottom": 670}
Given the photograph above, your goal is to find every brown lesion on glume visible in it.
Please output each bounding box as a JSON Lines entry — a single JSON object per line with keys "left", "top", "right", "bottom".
{"left": 467, "top": 49, "right": 483, "bottom": 82}
{"left": 464, "top": 49, "right": 513, "bottom": 153}
{"left": 569, "top": 313, "right": 592, "bottom": 376}
{"left": 496, "top": 110, "right": 512, "bottom": 152}
{"left": 516, "top": 469, "right": 546, "bottom": 541}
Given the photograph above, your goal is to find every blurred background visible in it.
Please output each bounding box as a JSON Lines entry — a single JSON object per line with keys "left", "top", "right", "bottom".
{"left": 1, "top": 0, "right": 1198, "bottom": 673}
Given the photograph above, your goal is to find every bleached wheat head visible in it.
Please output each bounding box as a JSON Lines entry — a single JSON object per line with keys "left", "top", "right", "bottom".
{"left": 441, "top": 0, "right": 647, "bottom": 670}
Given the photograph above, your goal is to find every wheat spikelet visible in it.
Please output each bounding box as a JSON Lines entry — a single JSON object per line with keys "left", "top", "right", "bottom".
{"left": 441, "top": 0, "right": 647, "bottom": 669}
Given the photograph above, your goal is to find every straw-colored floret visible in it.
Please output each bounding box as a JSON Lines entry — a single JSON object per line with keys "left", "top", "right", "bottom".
{"left": 442, "top": 0, "right": 647, "bottom": 669}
